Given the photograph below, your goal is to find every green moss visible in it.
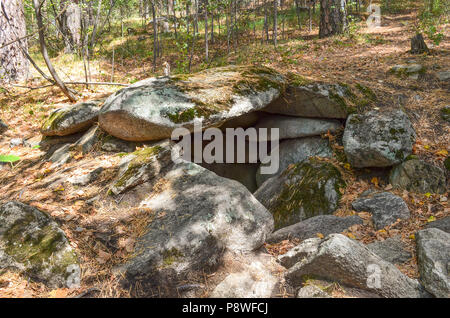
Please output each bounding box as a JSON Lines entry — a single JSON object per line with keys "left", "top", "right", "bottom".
{"left": 4, "top": 215, "right": 77, "bottom": 280}
{"left": 330, "top": 91, "right": 355, "bottom": 114}
{"left": 269, "top": 159, "right": 346, "bottom": 230}
{"left": 165, "top": 103, "right": 220, "bottom": 124}
{"left": 441, "top": 107, "right": 450, "bottom": 115}
{"left": 41, "top": 109, "right": 68, "bottom": 132}
{"left": 405, "top": 154, "right": 419, "bottom": 161}
{"left": 113, "top": 145, "right": 162, "bottom": 189}
{"left": 165, "top": 65, "right": 285, "bottom": 124}
{"left": 234, "top": 66, "right": 286, "bottom": 96}
{"left": 441, "top": 107, "right": 450, "bottom": 122}
{"left": 444, "top": 156, "right": 450, "bottom": 171}
{"left": 286, "top": 72, "right": 313, "bottom": 87}
{"left": 395, "top": 149, "right": 405, "bottom": 161}
{"left": 355, "top": 83, "right": 377, "bottom": 102}
{"left": 390, "top": 65, "right": 426, "bottom": 78}
{"left": 162, "top": 248, "right": 183, "bottom": 266}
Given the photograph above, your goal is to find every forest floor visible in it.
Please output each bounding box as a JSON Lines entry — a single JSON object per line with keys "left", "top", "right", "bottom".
{"left": 0, "top": 8, "right": 448, "bottom": 298}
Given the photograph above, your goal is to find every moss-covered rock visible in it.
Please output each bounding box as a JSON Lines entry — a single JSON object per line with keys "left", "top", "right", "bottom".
{"left": 343, "top": 109, "right": 416, "bottom": 168}
{"left": 256, "top": 136, "right": 334, "bottom": 187}
{"left": 389, "top": 64, "right": 426, "bottom": 80}
{"left": 440, "top": 105, "right": 450, "bottom": 122}
{"left": 41, "top": 100, "right": 102, "bottom": 137}
{"left": 262, "top": 79, "right": 375, "bottom": 119}
{"left": 99, "top": 65, "right": 287, "bottom": 141}
{"left": 390, "top": 159, "right": 446, "bottom": 194}
{"left": 444, "top": 156, "right": 450, "bottom": 171}
{"left": 109, "top": 141, "right": 173, "bottom": 195}
{"left": 254, "top": 158, "right": 346, "bottom": 230}
{"left": 0, "top": 202, "right": 80, "bottom": 288}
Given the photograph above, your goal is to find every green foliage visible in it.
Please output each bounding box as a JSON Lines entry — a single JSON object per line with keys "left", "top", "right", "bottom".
{"left": 418, "top": 0, "right": 448, "bottom": 45}
{"left": 0, "top": 155, "right": 21, "bottom": 163}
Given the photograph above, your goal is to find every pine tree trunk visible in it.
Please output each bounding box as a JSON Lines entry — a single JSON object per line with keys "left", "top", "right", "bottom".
{"left": 273, "top": 0, "right": 278, "bottom": 46}
{"left": 204, "top": 0, "right": 208, "bottom": 62}
{"left": 319, "top": 0, "right": 348, "bottom": 38}
{"left": 0, "top": 0, "right": 29, "bottom": 82}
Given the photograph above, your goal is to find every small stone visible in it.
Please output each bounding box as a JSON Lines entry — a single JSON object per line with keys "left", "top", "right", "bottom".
{"left": 252, "top": 115, "right": 341, "bottom": 141}
{"left": 297, "top": 285, "right": 331, "bottom": 298}
{"left": 440, "top": 105, "right": 450, "bottom": 122}
{"left": 210, "top": 260, "right": 279, "bottom": 298}
{"left": 48, "top": 144, "right": 72, "bottom": 167}
{"left": 41, "top": 100, "right": 102, "bottom": 137}
{"left": 367, "top": 236, "right": 411, "bottom": 264}
{"left": 390, "top": 159, "right": 446, "bottom": 194}
{"left": 9, "top": 138, "right": 23, "bottom": 148}
{"left": 67, "top": 167, "right": 104, "bottom": 186}
{"left": 72, "top": 126, "right": 102, "bottom": 154}
{"left": 267, "top": 215, "right": 363, "bottom": 243}
{"left": 425, "top": 216, "right": 450, "bottom": 234}
{"left": 436, "top": 71, "right": 450, "bottom": 81}
{"left": 352, "top": 191, "right": 410, "bottom": 230}
{"left": 390, "top": 64, "right": 425, "bottom": 79}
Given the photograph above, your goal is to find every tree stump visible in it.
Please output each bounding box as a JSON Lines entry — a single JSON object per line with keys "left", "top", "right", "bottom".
{"left": 410, "top": 33, "right": 429, "bottom": 54}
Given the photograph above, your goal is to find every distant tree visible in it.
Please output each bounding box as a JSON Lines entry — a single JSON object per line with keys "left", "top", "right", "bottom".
{"left": 0, "top": 0, "right": 29, "bottom": 82}
{"left": 63, "top": 2, "right": 82, "bottom": 53}
{"left": 319, "top": 0, "right": 348, "bottom": 38}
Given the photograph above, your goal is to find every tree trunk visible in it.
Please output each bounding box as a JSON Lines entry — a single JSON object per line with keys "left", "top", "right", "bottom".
{"left": 62, "top": 3, "right": 82, "bottom": 53}
{"left": 410, "top": 33, "right": 429, "bottom": 54}
{"left": 319, "top": 0, "right": 348, "bottom": 38}
{"left": 90, "top": 0, "right": 102, "bottom": 51}
{"left": 273, "top": 0, "right": 278, "bottom": 46}
{"left": 295, "top": 0, "right": 301, "bottom": 29}
{"left": 32, "top": 0, "right": 77, "bottom": 102}
{"left": 0, "top": 0, "right": 29, "bottom": 82}
{"left": 151, "top": 1, "right": 157, "bottom": 71}
{"left": 264, "top": 0, "right": 269, "bottom": 42}
{"left": 204, "top": 0, "right": 209, "bottom": 62}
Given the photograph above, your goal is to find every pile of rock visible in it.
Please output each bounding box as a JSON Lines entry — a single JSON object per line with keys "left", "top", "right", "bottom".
{"left": 2, "top": 65, "right": 446, "bottom": 297}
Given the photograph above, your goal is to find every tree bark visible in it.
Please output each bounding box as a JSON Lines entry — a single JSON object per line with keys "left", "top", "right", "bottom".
{"left": 62, "top": 2, "right": 82, "bottom": 53}
{"left": 151, "top": 0, "right": 157, "bottom": 71}
{"left": 204, "top": 0, "right": 208, "bottom": 62}
{"left": 319, "top": 0, "right": 348, "bottom": 38}
{"left": 0, "top": 0, "right": 29, "bottom": 82}
{"left": 410, "top": 33, "right": 429, "bottom": 54}
{"left": 273, "top": 0, "right": 278, "bottom": 46}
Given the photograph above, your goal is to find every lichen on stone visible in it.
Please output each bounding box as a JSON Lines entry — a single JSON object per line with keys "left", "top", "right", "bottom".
{"left": 268, "top": 159, "right": 346, "bottom": 229}
{"left": 161, "top": 248, "right": 184, "bottom": 267}
{"left": 0, "top": 202, "right": 79, "bottom": 287}
{"left": 164, "top": 65, "right": 286, "bottom": 124}
{"left": 113, "top": 145, "right": 162, "bottom": 189}
{"left": 41, "top": 109, "right": 69, "bottom": 132}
